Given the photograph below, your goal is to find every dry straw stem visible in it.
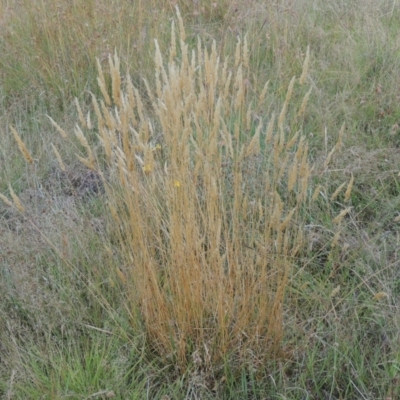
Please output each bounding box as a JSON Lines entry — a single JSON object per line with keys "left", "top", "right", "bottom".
{"left": 10, "top": 126, "right": 34, "bottom": 164}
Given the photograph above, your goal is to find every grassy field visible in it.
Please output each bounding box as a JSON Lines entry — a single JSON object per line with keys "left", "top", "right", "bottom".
{"left": 1, "top": 0, "right": 400, "bottom": 398}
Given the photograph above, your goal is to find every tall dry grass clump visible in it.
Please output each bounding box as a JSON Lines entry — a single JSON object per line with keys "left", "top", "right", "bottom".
{"left": 67, "top": 11, "right": 313, "bottom": 373}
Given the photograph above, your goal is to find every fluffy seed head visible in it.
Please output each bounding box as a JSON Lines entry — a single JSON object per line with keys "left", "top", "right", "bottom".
{"left": 10, "top": 126, "right": 34, "bottom": 164}
{"left": 9, "top": 184, "right": 25, "bottom": 213}
{"left": 299, "top": 45, "right": 310, "bottom": 85}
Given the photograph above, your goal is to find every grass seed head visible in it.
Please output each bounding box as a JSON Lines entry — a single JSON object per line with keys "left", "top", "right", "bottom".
{"left": 344, "top": 174, "right": 354, "bottom": 202}
{"left": 333, "top": 207, "right": 352, "bottom": 224}
{"left": 75, "top": 97, "right": 87, "bottom": 128}
{"left": 51, "top": 143, "right": 66, "bottom": 171}
{"left": 175, "top": 5, "right": 185, "bottom": 42}
{"left": 10, "top": 125, "right": 34, "bottom": 164}
{"left": 299, "top": 45, "right": 310, "bottom": 85}
{"left": 330, "top": 181, "right": 347, "bottom": 201}
{"left": 0, "top": 193, "right": 13, "bottom": 208}
{"left": 96, "top": 57, "right": 111, "bottom": 106}
{"left": 297, "top": 87, "right": 312, "bottom": 119}
{"left": 46, "top": 115, "right": 68, "bottom": 138}
{"left": 9, "top": 184, "right": 25, "bottom": 213}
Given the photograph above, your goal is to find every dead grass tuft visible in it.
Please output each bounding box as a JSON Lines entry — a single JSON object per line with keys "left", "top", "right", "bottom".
{"left": 59, "top": 11, "right": 319, "bottom": 374}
